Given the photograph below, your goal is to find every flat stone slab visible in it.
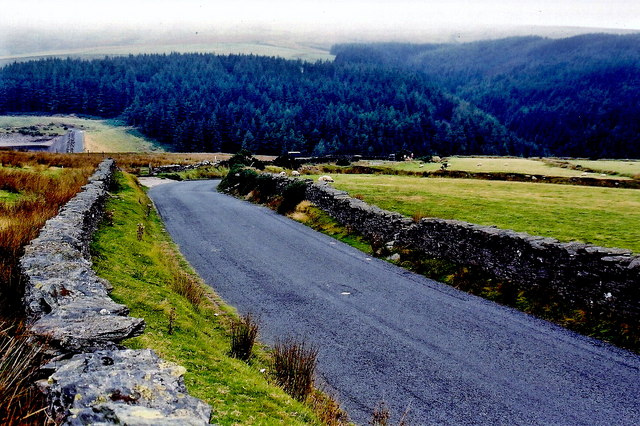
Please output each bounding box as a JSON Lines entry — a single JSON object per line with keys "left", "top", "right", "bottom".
{"left": 32, "top": 315, "right": 145, "bottom": 353}
{"left": 44, "top": 349, "right": 211, "bottom": 425}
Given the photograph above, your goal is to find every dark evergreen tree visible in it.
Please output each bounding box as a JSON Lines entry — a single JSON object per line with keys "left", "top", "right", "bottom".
{"left": 1, "top": 52, "right": 532, "bottom": 156}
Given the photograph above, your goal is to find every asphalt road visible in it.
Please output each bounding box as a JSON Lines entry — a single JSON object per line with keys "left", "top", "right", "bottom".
{"left": 148, "top": 179, "right": 640, "bottom": 425}
{"left": 48, "top": 129, "right": 84, "bottom": 153}
{"left": 70, "top": 129, "right": 84, "bottom": 153}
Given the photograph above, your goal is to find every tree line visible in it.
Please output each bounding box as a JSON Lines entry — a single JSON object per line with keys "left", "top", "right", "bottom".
{"left": 332, "top": 33, "right": 640, "bottom": 159}
{"left": 0, "top": 53, "right": 534, "bottom": 156}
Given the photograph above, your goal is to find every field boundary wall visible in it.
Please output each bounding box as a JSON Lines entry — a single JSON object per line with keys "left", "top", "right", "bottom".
{"left": 264, "top": 174, "right": 639, "bottom": 324}
{"left": 19, "top": 159, "right": 210, "bottom": 425}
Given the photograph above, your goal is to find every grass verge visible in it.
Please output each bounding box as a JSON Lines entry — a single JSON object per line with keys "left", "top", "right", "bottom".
{"left": 289, "top": 201, "right": 372, "bottom": 254}
{"left": 91, "top": 171, "right": 333, "bottom": 425}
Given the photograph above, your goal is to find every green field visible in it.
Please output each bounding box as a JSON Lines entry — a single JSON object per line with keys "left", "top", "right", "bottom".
{"left": 0, "top": 115, "right": 164, "bottom": 152}
{"left": 359, "top": 157, "right": 626, "bottom": 179}
{"left": 565, "top": 159, "right": 640, "bottom": 178}
{"left": 325, "top": 174, "right": 640, "bottom": 253}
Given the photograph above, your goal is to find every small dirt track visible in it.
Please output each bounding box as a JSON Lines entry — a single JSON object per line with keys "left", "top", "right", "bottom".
{"left": 149, "top": 179, "right": 640, "bottom": 425}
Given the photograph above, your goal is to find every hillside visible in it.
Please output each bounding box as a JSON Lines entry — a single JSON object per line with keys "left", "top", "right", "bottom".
{"left": 333, "top": 33, "right": 640, "bottom": 158}
{"left": 0, "top": 54, "right": 530, "bottom": 156}
{"left": 3, "top": 34, "right": 639, "bottom": 158}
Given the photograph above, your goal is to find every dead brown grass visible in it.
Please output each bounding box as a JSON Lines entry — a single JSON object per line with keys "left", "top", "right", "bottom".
{"left": 0, "top": 321, "right": 49, "bottom": 425}
{"left": 273, "top": 338, "right": 319, "bottom": 402}
{"left": 0, "top": 150, "right": 234, "bottom": 303}
{"left": 308, "top": 389, "right": 350, "bottom": 425}
{"left": 0, "top": 151, "right": 100, "bottom": 313}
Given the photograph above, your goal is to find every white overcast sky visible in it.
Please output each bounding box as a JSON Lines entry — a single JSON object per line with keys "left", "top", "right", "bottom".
{"left": 3, "top": 0, "right": 639, "bottom": 32}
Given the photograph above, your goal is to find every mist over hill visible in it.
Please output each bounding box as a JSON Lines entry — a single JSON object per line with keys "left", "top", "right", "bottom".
{"left": 333, "top": 33, "right": 640, "bottom": 158}
{"left": 1, "top": 32, "right": 639, "bottom": 158}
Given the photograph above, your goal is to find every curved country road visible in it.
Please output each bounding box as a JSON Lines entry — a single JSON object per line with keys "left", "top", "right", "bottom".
{"left": 148, "top": 180, "right": 639, "bottom": 425}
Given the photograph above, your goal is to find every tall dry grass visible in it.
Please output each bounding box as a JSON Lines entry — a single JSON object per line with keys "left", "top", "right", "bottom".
{"left": 273, "top": 338, "right": 319, "bottom": 402}
{"left": 229, "top": 313, "right": 260, "bottom": 361}
{"left": 0, "top": 151, "right": 99, "bottom": 314}
{"left": 0, "top": 321, "right": 49, "bottom": 425}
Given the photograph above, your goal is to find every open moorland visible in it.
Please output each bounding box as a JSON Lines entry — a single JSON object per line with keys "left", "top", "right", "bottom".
{"left": 0, "top": 41, "right": 335, "bottom": 67}
{"left": 0, "top": 115, "right": 164, "bottom": 152}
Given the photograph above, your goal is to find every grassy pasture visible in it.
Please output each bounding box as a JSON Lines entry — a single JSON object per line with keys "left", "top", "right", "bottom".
{"left": 564, "top": 159, "right": 640, "bottom": 178}
{"left": 324, "top": 174, "right": 640, "bottom": 253}
{"left": 0, "top": 115, "right": 163, "bottom": 152}
{"left": 360, "top": 157, "right": 626, "bottom": 179}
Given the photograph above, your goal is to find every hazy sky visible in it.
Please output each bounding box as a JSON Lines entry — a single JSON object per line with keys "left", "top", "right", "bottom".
{"left": 1, "top": 0, "right": 639, "bottom": 56}
{"left": 4, "top": 0, "right": 639, "bottom": 32}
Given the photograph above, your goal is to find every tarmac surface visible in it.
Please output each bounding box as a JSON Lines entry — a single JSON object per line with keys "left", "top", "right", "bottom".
{"left": 148, "top": 179, "right": 640, "bottom": 425}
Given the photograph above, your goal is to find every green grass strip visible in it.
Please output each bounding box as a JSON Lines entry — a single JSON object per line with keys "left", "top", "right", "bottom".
{"left": 91, "top": 171, "right": 320, "bottom": 425}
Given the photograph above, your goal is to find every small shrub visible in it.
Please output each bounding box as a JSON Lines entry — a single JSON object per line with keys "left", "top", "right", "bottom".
{"left": 369, "top": 233, "right": 386, "bottom": 256}
{"left": 218, "top": 165, "right": 260, "bottom": 195}
{"left": 167, "top": 307, "right": 177, "bottom": 335}
{"left": 273, "top": 154, "right": 301, "bottom": 170}
{"left": 254, "top": 174, "right": 278, "bottom": 202}
{"left": 411, "top": 210, "right": 428, "bottom": 222}
{"left": 229, "top": 313, "right": 260, "bottom": 361}
{"left": 223, "top": 149, "right": 265, "bottom": 170}
{"left": 277, "top": 180, "right": 308, "bottom": 214}
{"left": 104, "top": 209, "right": 114, "bottom": 226}
{"left": 272, "top": 338, "right": 318, "bottom": 401}
{"left": 370, "top": 400, "right": 391, "bottom": 425}
{"left": 171, "top": 272, "right": 205, "bottom": 309}
{"left": 237, "top": 169, "right": 259, "bottom": 195}
{"left": 335, "top": 157, "right": 351, "bottom": 167}
{"left": 136, "top": 223, "right": 145, "bottom": 241}
{"left": 308, "top": 389, "right": 350, "bottom": 425}
{"left": 370, "top": 400, "right": 409, "bottom": 426}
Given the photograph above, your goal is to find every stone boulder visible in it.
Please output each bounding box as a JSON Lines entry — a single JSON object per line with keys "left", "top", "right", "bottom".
{"left": 44, "top": 349, "right": 211, "bottom": 425}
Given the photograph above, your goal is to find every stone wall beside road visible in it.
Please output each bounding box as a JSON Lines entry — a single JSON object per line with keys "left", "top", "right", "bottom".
{"left": 259, "top": 173, "right": 640, "bottom": 325}
{"left": 20, "top": 159, "right": 211, "bottom": 425}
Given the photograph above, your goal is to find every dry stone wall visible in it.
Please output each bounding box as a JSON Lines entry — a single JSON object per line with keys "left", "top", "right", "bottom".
{"left": 20, "top": 159, "right": 211, "bottom": 425}
{"left": 264, "top": 173, "right": 640, "bottom": 322}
